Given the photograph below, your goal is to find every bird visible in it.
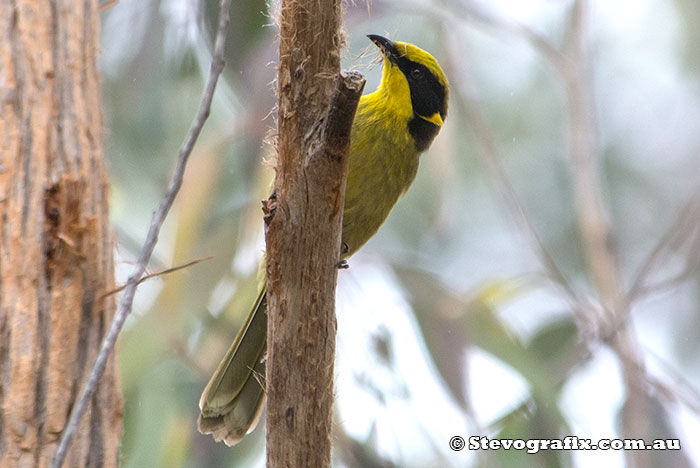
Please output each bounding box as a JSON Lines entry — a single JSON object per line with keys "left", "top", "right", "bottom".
{"left": 197, "top": 34, "right": 449, "bottom": 446}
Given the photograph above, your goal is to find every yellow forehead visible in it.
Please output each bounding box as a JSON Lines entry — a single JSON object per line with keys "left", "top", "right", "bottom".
{"left": 393, "top": 41, "right": 448, "bottom": 89}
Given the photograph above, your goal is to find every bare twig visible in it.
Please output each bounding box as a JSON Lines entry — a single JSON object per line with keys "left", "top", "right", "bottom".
{"left": 50, "top": 1, "right": 232, "bottom": 466}
{"left": 400, "top": 0, "right": 604, "bottom": 335}
{"left": 99, "top": 0, "right": 119, "bottom": 12}
{"left": 441, "top": 26, "right": 600, "bottom": 332}
{"left": 436, "top": 0, "right": 700, "bottom": 313}
{"left": 561, "top": 3, "right": 652, "bottom": 466}
{"left": 438, "top": 0, "right": 700, "bottom": 441}
{"left": 562, "top": 0, "right": 622, "bottom": 315}
{"left": 645, "top": 349, "right": 700, "bottom": 415}
{"left": 627, "top": 185, "right": 700, "bottom": 303}
{"left": 396, "top": 0, "right": 572, "bottom": 77}
{"left": 100, "top": 255, "right": 214, "bottom": 299}
{"left": 457, "top": 0, "right": 573, "bottom": 75}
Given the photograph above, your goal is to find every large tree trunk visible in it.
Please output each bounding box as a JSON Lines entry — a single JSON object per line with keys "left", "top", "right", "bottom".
{"left": 0, "top": 1, "right": 122, "bottom": 467}
{"left": 264, "top": 0, "right": 364, "bottom": 466}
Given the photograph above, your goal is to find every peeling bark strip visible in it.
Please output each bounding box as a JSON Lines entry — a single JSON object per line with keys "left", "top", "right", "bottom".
{"left": 264, "top": 0, "right": 365, "bottom": 465}
{"left": 0, "top": 1, "right": 122, "bottom": 467}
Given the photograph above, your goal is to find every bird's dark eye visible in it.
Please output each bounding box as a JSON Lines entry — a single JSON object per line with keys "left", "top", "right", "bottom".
{"left": 411, "top": 68, "right": 423, "bottom": 79}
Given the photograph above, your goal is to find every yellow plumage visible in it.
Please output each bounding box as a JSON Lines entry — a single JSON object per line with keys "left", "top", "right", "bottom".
{"left": 198, "top": 35, "right": 449, "bottom": 445}
{"left": 344, "top": 39, "right": 448, "bottom": 255}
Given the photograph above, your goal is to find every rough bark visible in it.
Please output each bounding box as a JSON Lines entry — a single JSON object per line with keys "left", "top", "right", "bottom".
{"left": 264, "top": 0, "right": 365, "bottom": 466}
{"left": 0, "top": 1, "right": 123, "bottom": 467}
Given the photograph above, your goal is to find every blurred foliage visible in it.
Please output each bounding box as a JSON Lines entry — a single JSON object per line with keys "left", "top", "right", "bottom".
{"left": 101, "top": 0, "right": 700, "bottom": 467}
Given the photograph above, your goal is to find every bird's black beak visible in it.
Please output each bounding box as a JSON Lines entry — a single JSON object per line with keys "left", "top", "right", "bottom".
{"left": 367, "top": 34, "right": 399, "bottom": 63}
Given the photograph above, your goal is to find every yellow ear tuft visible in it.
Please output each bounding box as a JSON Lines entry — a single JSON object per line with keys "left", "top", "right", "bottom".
{"left": 419, "top": 112, "right": 444, "bottom": 126}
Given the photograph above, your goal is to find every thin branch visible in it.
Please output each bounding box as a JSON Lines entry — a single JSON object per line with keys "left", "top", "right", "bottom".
{"left": 395, "top": 0, "right": 572, "bottom": 77}
{"left": 441, "top": 26, "right": 600, "bottom": 332}
{"left": 99, "top": 0, "right": 119, "bottom": 12}
{"left": 438, "top": 0, "right": 700, "bottom": 311}
{"left": 50, "top": 0, "right": 232, "bottom": 465}
{"left": 627, "top": 185, "right": 700, "bottom": 303}
{"left": 645, "top": 349, "right": 700, "bottom": 416}
{"left": 438, "top": 0, "right": 700, "bottom": 451}
{"left": 401, "top": 0, "right": 604, "bottom": 334}
{"left": 561, "top": 3, "right": 651, "bottom": 466}
{"left": 100, "top": 255, "right": 214, "bottom": 299}
{"left": 563, "top": 0, "right": 622, "bottom": 315}
{"left": 486, "top": 344, "right": 700, "bottom": 433}
{"left": 457, "top": 0, "right": 573, "bottom": 76}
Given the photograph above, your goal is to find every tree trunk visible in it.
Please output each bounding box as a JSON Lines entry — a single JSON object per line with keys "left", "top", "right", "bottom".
{"left": 0, "top": 1, "right": 122, "bottom": 467}
{"left": 264, "top": 0, "right": 364, "bottom": 466}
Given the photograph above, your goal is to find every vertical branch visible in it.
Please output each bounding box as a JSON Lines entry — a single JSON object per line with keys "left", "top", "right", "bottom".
{"left": 564, "top": 0, "right": 622, "bottom": 312}
{"left": 563, "top": 2, "right": 652, "bottom": 467}
{"left": 265, "top": 1, "right": 365, "bottom": 466}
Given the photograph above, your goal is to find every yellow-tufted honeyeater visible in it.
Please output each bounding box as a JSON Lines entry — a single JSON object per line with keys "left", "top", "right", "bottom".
{"left": 198, "top": 35, "right": 449, "bottom": 445}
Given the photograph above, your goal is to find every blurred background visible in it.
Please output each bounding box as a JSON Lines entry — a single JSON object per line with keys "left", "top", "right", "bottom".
{"left": 101, "top": 0, "right": 700, "bottom": 466}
